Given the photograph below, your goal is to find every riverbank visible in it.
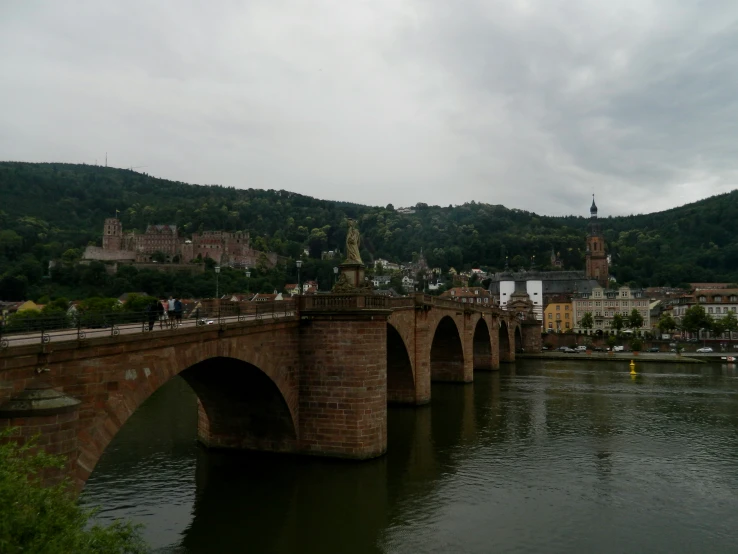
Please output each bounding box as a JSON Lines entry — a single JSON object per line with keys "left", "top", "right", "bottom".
{"left": 519, "top": 352, "right": 706, "bottom": 364}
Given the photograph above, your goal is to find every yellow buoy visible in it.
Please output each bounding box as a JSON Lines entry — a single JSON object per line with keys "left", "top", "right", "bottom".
{"left": 629, "top": 360, "right": 636, "bottom": 374}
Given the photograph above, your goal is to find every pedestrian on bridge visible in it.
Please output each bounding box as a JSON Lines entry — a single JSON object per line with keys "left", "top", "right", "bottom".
{"left": 146, "top": 300, "right": 157, "bottom": 331}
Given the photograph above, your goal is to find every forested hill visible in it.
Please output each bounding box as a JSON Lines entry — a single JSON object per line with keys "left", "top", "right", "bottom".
{"left": 1, "top": 161, "right": 738, "bottom": 296}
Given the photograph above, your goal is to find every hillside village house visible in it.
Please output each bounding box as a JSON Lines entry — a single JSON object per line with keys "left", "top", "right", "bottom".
{"left": 572, "top": 286, "right": 650, "bottom": 333}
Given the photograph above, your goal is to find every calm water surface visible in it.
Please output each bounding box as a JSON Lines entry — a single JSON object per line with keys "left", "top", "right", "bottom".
{"left": 81, "top": 360, "right": 738, "bottom": 553}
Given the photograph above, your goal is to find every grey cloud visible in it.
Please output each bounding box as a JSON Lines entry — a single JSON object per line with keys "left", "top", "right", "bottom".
{"left": 1, "top": 1, "right": 737, "bottom": 216}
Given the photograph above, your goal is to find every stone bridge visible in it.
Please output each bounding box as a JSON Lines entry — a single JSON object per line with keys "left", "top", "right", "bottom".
{"left": 0, "top": 294, "right": 540, "bottom": 489}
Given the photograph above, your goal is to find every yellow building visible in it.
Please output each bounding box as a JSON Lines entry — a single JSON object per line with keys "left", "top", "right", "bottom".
{"left": 544, "top": 299, "right": 572, "bottom": 332}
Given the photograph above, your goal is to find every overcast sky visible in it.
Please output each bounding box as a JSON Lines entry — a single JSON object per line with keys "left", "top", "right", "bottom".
{"left": 2, "top": 1, "right": 738, "bottom": 216}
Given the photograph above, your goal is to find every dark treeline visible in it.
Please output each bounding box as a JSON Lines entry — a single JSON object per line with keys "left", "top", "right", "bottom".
{"left": 1, "top": 162, "right": 737, "bottom": 301}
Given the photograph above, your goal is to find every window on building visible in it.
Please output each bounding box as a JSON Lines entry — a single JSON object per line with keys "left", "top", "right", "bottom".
{"left": 565, "top": 323, "right": 570, "bottom": 329}
{"left": 708, "top": 307, "right": 713, "bottom": 313}
{"left": 565, "top": 305, "right": 569, "bottom": 310}
{"left": 556, "top": 305, "right": 560, "bottom": 311}
{"left": 565, "top": 313, "right": 569, "bottom": 319}
{"left": 548, "top": 323, "right": 553, "bottom": 329}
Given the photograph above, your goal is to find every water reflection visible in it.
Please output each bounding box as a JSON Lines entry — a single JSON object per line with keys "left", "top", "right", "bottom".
{"left": 82, "top": 361, "right": 738, "bottom": 553}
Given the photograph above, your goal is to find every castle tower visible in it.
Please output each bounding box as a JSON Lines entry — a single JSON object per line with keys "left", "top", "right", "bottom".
{"left": 102, "top": 217, "right": 122, "bottom": 251}
{"left": 585, "top": 195, "right": 608, "bottom": 287}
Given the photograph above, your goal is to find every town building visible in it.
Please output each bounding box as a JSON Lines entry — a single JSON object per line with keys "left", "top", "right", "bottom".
{"left": 543, "top": 297, "right": 573, "bottom": 332}
{"left": 572, "top": 286, "right": 650, "bottom": 333}
{"left": 85, "top": 217, "right": 279, "bottom": 268}
{"left": 672, "top": 288, "right": 738, "bottom": 338}
{"left": 489, "top": 197, "right": 609, "bottom": 318}
{"left": 550, "top": 248, "right": 563, "bottom": 268}
{"left": 440, "top": 286, "right": 494, "bottom": 306}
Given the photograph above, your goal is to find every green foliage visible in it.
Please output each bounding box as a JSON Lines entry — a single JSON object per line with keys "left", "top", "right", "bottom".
{"left": 0, "top": 429, "right": 147, "bottom": 553}
{"left": 657, "top": 312, "right": 677, "bottom": 334}
{"left": 606, "top": 335, "right": 618, "bottom": 349}
{"left": 122, "top": 294, "right": 159, "bottom": 313}
{"left": 580, "top": 312, "right": 594, "bottom": 329}
{"left": 628, "top": 308, "right": 644, "bottom": 330}
{"left": 611, "top": 313, "right": 625, "bottom": 332}
{"left": 630, "top": 338, "right": 644, "bottom": 351}
{"left": 681, "top": 305, "right": 712, "bottom": 336}
{"left": 1, "top": 162, "right": 738, "bottom": 302}
{"left": 718, "top": 310, "right": 738, "bottom": 334}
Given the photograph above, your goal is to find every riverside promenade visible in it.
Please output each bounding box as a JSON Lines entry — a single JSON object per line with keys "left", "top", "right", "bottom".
{"left": 519, "top": 352, "right": 713, "bottom": 364}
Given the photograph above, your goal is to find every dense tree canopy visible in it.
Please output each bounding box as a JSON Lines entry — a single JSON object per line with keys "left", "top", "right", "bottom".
{"left": 1, "top": 162, "right": 737, "bottom": 302}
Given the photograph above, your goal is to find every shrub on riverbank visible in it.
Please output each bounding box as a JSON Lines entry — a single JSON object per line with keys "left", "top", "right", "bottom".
{"left": 0, "top": 429, "right": 147, "bottom": 553}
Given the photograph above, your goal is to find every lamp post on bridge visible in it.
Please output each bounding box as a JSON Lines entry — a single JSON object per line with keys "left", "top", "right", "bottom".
{"left": 333, "top": 266, "right": 338, "bottom": 287}
{"left": 214, "top": 266, "right": 220, "bottom": 300}
{"left": 296, "top": 260, "right": 303, "bottom": 295}
{"left": 245, "top": 268, "right": 251, "bottom": 298}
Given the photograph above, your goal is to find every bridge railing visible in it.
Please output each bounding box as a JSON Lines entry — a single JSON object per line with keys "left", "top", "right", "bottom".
{"left": 299, "top": 295, "right": 391, "bottom": 311}
{"left": 0, "top": 301, "right": 297, "bottom": 350}
{"left": 388, "top": 297, "right": 415, "bottom": 309}
{"left": 412, "top": 293, "right": 500, "bottom": 313}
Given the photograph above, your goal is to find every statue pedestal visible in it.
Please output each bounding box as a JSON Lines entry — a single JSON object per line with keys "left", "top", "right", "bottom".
{"left": 339, "top": 263, "right": 365, "bottom": 288}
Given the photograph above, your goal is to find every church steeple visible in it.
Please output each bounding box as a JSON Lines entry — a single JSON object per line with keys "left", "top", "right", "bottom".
{"left": 585, "top": 194, "right": 608, "bottom": 287}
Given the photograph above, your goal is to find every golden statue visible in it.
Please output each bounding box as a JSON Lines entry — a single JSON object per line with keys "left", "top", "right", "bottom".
{"left": 345, "top": 219, "right": 362, "bottom": 264}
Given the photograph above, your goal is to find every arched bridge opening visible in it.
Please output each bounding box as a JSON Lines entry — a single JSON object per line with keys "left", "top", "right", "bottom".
{"left": 181, "top": 357, "right": 297, "bottom": 453}
{"left": 387, "top": 324, "right": 415, "bottom": 405}
{"left": 76, "top": 355, "right": 298, "bottom": 489}
{"left": 514, "top": 326, "right": 523, "bottom": 354}
{"left": 473, "top": 317, "right": 493, "bottom": 371}
{"left": 430, "top": 316, "right": 466, "bottom": 382}
{"left": 499, "top": 321, "right": 513, "bottom": 363}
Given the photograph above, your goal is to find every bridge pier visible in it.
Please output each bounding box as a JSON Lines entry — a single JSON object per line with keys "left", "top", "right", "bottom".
{"left": 298, "top": 300, "right": 391, "bottom": 459}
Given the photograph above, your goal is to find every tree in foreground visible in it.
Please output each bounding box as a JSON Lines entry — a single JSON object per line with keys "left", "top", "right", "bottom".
{"left": 628, "top": 308, "right": 644, "bottom": 331}
{"left": 657, "top": 312, "right": 677, "bottom": 336}
{"left": 611, "top": 313, "right": 625, "bottom": 334}
{"left": 580, "top": 312, "right": 594, "bottom": 331}
{"left": 0, "top": 430, "right": 147, "bottom": 554}
{"left": 681, "top": 305, "right": 712, "bottom": 339}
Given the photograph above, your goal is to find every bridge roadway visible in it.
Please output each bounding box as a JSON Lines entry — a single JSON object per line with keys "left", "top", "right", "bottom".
{"left": 0, "top": 293, "right": 541, "bottom": 490}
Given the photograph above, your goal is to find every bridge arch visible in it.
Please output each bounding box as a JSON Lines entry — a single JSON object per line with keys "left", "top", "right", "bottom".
{"left": 76, "top": 340, "right": 299, "bottom": 488}
{"left": 473, "top": 317, "right": 493, "bottom": 371}
{"left": 182, "top": 357, "right": 297, "bottom": 451}
{"left": 430, "top": 316, "right": 465, "bottom": 381}
{"left": 499, "top": 320, "right": 513, "bottom": 362}
{"left": 514, "top": 325, "right": 523, "bottom": 353}
{"left": 387, "top": 323, "right": 415, "bottom": 405}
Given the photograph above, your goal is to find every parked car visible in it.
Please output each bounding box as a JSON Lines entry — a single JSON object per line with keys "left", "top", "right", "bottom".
{"left": 612, "top": 345, "right": 625, "bottom": 352}
{"left": 696, "top": 347, "right": 714, "bottom": 353}
{"left": 575, "top": 345, "right": 588, "bottom": 352}
{"left": 592, "top": 346, "right": 606, "bottom": 352}
{"left": 541, "top": 346, "right": 550, "bottom": 351}
{"left": 557, "top": 346, "right": 578, "bottom": 353}
{"left": 648, "top": 347, "right": 660, "bottom": 353}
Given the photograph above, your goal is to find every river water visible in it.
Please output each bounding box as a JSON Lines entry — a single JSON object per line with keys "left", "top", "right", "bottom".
{"left": 81, "top": 360, "right": 738, "bottom": 553}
